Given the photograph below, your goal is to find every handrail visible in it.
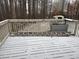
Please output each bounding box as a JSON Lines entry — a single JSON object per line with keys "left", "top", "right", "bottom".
{"left": 8, "top": 19, "right": 55, "bottom": 22}
{"left": 0, "top": 20, "right": 8, "bottom": 26}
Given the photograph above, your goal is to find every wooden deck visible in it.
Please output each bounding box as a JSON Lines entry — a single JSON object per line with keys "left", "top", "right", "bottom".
{"left": 0, "top": 37, "right": 79, "bottom": 59}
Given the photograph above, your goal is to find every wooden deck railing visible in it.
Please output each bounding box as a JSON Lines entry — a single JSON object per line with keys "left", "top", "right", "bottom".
{"left": 0, "top": 19, "right": 79, "bottom": 40}
{"left": 8, "top": 19, "right": 71, "bottom": 36}
{"left": 0, "top": 20, "right": 9, "bottom": 45}
{"left": 8, "top": 19, "right": 51, "bottom": 36}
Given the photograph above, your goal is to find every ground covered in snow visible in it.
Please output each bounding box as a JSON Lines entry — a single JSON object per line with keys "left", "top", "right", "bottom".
{"left": 0, "top": 37, "right": 79, "bottom": 59}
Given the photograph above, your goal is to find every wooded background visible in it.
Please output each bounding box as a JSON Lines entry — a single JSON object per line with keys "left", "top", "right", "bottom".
{"left": 0, "top": 0, "right": 79, "bottom": 21}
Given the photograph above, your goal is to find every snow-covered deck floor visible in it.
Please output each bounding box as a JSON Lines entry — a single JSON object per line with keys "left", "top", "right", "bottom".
{"left": 0, "top": 37, "right": 79, "bottom": 59}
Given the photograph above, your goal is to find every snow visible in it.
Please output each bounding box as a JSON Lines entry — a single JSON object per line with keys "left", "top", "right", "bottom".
{"left": 0, "top": 36, "right": 79, "bottom": 59}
